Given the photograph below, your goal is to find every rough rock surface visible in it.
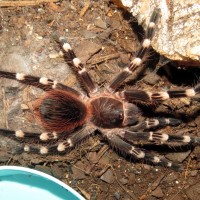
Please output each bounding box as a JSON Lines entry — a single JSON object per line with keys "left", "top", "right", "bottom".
{"left": 120, "top": 0, "right": 200, "bottom": 65}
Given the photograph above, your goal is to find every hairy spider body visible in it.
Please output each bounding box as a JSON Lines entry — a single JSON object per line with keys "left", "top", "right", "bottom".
{"left": 0, "top": 8, "right": 200, "bottom": 170}
{"left": 34, "top": 89, "right": 139, "bottom": 131}
{"left": 90, "top": 95, "right": 140, "bottom": 128}
{"left": 90, "top": 96, "right": 124, "bottom": 128}
{"left": 34, "top": 89, "right": 89, "bottom": 132}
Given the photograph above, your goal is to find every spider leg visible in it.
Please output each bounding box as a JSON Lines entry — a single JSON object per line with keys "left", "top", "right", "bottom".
{"left": 102, "top": 130, "right": 181, "bottom": 170}
{"left": 108, "top": 8, "right": 159, "bottom": 92}
{"left": 59, "top": 37, "right": 97, "bottom": 95}
{"left": 0, "top": 129, "right": 60, "bottom": 142}
{"left": 0, "top": 70, "right": 81, "bottom": 96}
{"left": 16, "top": 126, "right": 95, "bottom": 155}
{"left": 129, "top": 118, "right": 181, "bottom": 131}
{"left": 118, "top": 129, "right": 200, "bottom": 145}
{"left": 118, "top": 83, "right": 200, "bottom": 102}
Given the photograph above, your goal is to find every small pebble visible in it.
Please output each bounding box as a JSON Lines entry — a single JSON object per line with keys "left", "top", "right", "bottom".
{"left": 100, "top": 169, "right": 115, "bottom": 184}
{"left": 34, "top": 165, "right": 52, "bottom": 176}
{"left": 151, "top": 187, "right": 164, "bottom": 198}
{"left": 165, "top": 150, "right": 191, "bottom": 162}
{"left": 0, "top": 151, "right": 10, "bottom": 162}
{"left": 114, "top": 191, "right": 121, "bottom": 200}
{"left": 119, "top": 177, "right": 128, "bottom": 185}
{"left": 190, "top": 170, "right": 198, "bottom": 177}
{"left": 72, "top": 166, "right": 86, "bottom": 180}
{"left": 51, "top": 164, "right": 64, "bottom": 179}
{"left": 94, "top": 17, "right": 107, "bottom": 29}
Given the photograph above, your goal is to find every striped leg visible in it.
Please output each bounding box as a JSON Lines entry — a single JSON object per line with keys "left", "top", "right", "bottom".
{"left": 119, "top": 130, "right": 200, "bottom": 145}
{"left": 103, "top": 130, "right": 181, "bottom": 170}
{"left": 0, "top": 70, "right": 81, "bottom": 96}
{"left": 129, "top": 118, "right": 181, "bottom": 131}
{"left": 118, "top": 83, "right": 200, "bottom": 102}
{"left": 59, "top": 38, "right": 97, "bottom": 95}
{"left": 16, "top": 126, "right": 95, "bottom": 155}
{"left": 0, "top": 129, "right": 60, "bottom": 142}
{"left": 108, "top": 8, "right": 160, "bottom": 92}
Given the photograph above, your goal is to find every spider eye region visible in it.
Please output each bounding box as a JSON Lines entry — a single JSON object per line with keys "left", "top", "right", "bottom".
{"left": 90, "top": 97, "right": 124, "bottom": 128}
{"left": 34, "top": 90, "right": 88, "bottom": 132}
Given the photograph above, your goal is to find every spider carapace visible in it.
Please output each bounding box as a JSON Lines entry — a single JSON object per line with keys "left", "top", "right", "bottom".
{"left": 0, "top": 8, "right": 200, "bottom": 170}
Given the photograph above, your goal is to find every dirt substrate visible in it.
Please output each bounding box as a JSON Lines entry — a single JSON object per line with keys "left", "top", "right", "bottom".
{"left": 0, "top": 1, "right": 200, "bottom": 199}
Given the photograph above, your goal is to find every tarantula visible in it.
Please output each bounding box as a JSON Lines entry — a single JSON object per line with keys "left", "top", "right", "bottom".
{"left": 0, "top": 9, "right": 200, "bottom": 170}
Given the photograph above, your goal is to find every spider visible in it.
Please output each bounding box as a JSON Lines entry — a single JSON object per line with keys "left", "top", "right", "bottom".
{"left": 0, "top": 8, "right": 200, "bottom": 170}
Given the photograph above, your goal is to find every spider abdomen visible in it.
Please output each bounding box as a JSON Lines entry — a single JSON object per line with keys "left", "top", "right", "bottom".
{"left": 34, "top": 90, "right": 89, "bottom": 132}
{"left": 90, "top": 97, "right": 124, "bottom": 128}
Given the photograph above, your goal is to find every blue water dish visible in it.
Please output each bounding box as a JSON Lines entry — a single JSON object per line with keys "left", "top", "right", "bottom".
{"left": 0, "top": 166, "right": 85, "bottom": 200}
